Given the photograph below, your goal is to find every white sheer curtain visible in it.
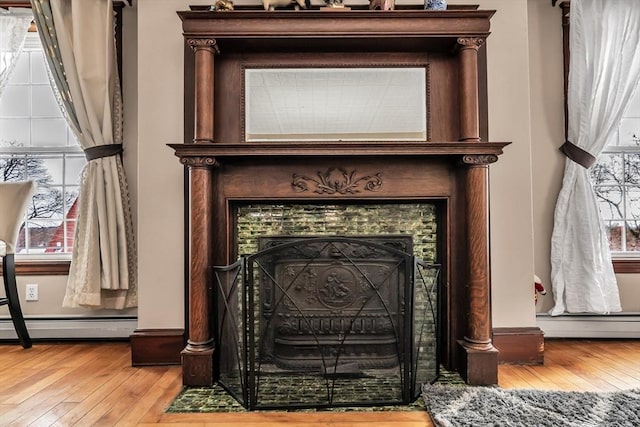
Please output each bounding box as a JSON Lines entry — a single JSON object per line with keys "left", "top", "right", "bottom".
{"left": 0, "top": 8, "right": 32, "bottom": 98}
{"left": 550, "top": 0, "right": 640, "bottom": 315}
{"left": 31, "top": 0, "right": 136, "bottom": 309}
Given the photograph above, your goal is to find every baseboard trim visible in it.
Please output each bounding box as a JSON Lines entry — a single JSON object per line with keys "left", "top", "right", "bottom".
{"left": 536, "top": 313, "right": 640, "bottom": 338}
{"left": 130, "top": 328, "right": 185, "bottom": 366}
{"left": 492, "top": 327, "right": 544, "bottom": 365}
{"left": 0, "top": 316, "right": 137, "bottom": 340}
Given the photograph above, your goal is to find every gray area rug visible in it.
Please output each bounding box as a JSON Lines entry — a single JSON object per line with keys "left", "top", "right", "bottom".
{"left": 422, "top": 384, "right": 640, "bottom": 427}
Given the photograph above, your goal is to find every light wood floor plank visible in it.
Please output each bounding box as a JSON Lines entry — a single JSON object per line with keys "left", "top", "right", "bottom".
{"left": 3, "top": 350, "right": 132, "bottom": 425}
{"left": 75, "top": 367, "right": 171, "bottom": 426}
{"left": 115, "top": 369, "right": 183, "bottom": 427}
{"left": 28, "top": 402, "right": 77, "bottom": 427}
{"left": 137, "top": 370, "right": 184, "bottom": 424}
{"left": 0, "top": 339, "right": 637, "bottom": 426}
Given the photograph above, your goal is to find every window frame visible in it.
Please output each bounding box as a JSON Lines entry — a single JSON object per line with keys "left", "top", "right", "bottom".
{"left": 558, "top": 0, "right": 640, "bottom": 273}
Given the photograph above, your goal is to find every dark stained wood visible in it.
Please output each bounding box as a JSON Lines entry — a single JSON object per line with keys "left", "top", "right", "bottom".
{"left": 172, "top": 8, "right": 506, "bottom": 387}
{"left": 130, "top": 329, "right": 185, "bottom": 366}
{"left": 169, "top": 141, "right": 509, "bottom": 158}
{"left": 457, "top": 341, "right": 499, "bottom": 386}
{"left": 454, "top": 33, "right": 496, "bottom": 384}
{"left": 612, "top": 259, "right": 640, "bottom": 274}
{"left": 0, "top": 1, "right": 30, "bottom": 7}
{"left": 216, "top": 158, "right": 455, "bottom": 200}
{"left": 180, "top": 164, "right": 216, "bottom": 386}
{"left": 458, "top": 162, "right": 498, "bottom": 385}
{"left": 189, "top": 40, "right": 217, "bottom": 143}
{"left": 0, "top": 260, "right": 70, "bottom": 276}
{"left": 561, "top": 1, "right": 570, "bottom": 143}
{"left": 457, "top": 37, "right": 484, "bottom": 142}
{"left": 177, "top": 37, "right": 220, "bottom": 386}
{"left": 463, "top": 164, "right": 491, "bottom": 347}
{"left": 179, "top": 10, "right": 494, "bottom": 34}
{"left": 493, "top": 327, "right": 545, "bottom": 365}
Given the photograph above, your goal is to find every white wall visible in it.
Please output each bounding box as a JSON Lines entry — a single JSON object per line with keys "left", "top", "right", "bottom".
{"left": 135, "top": 0, "right": 203, "bottom": 329}
{"left": 526, "top": 0, "right": 566, "bottom": 313}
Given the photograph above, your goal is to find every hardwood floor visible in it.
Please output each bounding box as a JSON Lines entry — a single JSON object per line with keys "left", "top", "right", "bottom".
{"left": 0, "top": 339, "right": 638, "bottom": 426}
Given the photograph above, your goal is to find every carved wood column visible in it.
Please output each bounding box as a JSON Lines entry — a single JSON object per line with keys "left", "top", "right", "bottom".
{"left": 181, "top": 38, "right": 218, "bottom": 386}
{"left": 188, "top": 38, "right": 218, "bottom": 144}
{"left": 456, "top": 36, "right": 498, "bottom": 385}
{"left": 457, "top": 37, "right": 484, "bottom": 142}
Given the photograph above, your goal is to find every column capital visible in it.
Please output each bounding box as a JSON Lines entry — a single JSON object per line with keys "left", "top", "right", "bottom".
{"left": 461, "top": 154, "right": 498, "bottom": 165}
{"left": 456, "top": 37, "right": 485, "bottom": 51}
{"left": 180, "top": 156, "right": 218, "bottom": 168}
{"left": 187, "top": 38, "right": 220, "bottom": 54}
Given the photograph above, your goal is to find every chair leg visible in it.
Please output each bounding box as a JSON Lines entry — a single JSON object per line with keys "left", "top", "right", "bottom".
{"left": 2, "top": 254, "right": 32, "bottom": 349}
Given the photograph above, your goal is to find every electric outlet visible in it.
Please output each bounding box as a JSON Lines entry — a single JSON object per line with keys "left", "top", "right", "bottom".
{"left": 26, "top": 284, "right": 38, "bottom": 301}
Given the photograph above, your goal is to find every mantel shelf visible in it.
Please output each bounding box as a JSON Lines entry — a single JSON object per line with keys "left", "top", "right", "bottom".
{"left": 169, "top": 141, "right": 510, "bottom": 159}
{"left": 179, "top": 9, "right": 495, "bottom": 52}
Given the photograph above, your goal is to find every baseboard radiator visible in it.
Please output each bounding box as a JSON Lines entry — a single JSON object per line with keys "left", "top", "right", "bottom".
{"left": 537, "top": 313, "right": 640, "bottom": 338}
{"left": 0, "top": 316, "right": 137, "bottom": 340}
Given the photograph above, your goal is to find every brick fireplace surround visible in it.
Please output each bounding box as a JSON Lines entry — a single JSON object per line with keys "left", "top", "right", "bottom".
{"left": 169, "top": 4, "right": 509, "bottom": 388}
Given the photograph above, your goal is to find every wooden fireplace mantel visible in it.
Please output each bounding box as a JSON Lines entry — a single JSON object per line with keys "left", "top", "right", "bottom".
{"left": 169, "top": 141, "right": 509, "bottom": 159}
{"left": 172, "top": 7, "right": 508, "bottom": 388}
{"left": 178, "top": 9, "right": 495, "bottom": 50}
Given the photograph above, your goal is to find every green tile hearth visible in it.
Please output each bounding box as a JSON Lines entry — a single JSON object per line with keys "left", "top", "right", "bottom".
{"left": 166, "top": 368, "right": 464, "bottom": 413}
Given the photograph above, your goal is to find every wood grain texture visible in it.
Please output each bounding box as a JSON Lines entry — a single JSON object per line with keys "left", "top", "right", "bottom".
{"left": 130, "top": 329, "right": 185, "bottom": 366}
{"left": 0, "top": 260, "right": 70, "bottom": 276}
{"left": 463, "top": 166, "right": 491, "bottom": 347}
{"left": 493, "top": 327, "right": 545, "bottom": 364}
{"left": 457, "top": 37, "right": 483, "bottom": 142}
{"left": 0, "top": 340, "right": 638, "bottom": 426}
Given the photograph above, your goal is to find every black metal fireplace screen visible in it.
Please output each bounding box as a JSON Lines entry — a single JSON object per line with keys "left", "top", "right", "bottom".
{"left": 212, "top": 236, "right": 440, "bottom": 410}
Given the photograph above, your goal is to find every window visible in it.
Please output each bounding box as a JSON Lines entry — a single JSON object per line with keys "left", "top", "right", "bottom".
{"left": 0, "top": 31, "right": 85, "bottom": 257}
{"left": 590, "top": 87, "right": 640, "bottom": 256}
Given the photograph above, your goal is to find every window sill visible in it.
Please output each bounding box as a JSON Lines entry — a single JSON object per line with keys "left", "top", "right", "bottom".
{"left": 613, "top": 259, "right": 640, "bottom": 274}
{"left": 0, "top": 260, "right": 70, "bottom": 276}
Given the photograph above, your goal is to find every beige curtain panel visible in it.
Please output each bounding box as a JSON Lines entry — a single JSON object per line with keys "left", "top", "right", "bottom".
{"left": 31, "top": 0, "right": 137, "bottom": 309}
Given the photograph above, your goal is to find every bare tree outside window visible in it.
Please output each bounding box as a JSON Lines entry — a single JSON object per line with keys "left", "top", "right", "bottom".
{"left": 1, "top": 144, "right": 75, "bottom": 221}
{"left": 590, "top": 133, "right": 640, "bottom": 253}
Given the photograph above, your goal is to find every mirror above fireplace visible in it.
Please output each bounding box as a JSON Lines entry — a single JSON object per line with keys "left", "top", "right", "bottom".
{"left": 244, "top": 68, "right": 428, "bottom": 142}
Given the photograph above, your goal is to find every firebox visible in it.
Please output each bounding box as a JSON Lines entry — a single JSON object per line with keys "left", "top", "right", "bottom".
{"left": 213, "top": 236, "right": 439, "bottom": 409}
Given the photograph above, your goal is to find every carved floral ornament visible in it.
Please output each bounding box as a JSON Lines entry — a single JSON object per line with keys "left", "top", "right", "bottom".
{"left": 292, "top": 167, "right": 383, "bottom": 195}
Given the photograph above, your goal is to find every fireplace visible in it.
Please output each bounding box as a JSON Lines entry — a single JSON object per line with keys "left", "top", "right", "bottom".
{"left": 170, "top": 5, "right": 508, "bottom": 393}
